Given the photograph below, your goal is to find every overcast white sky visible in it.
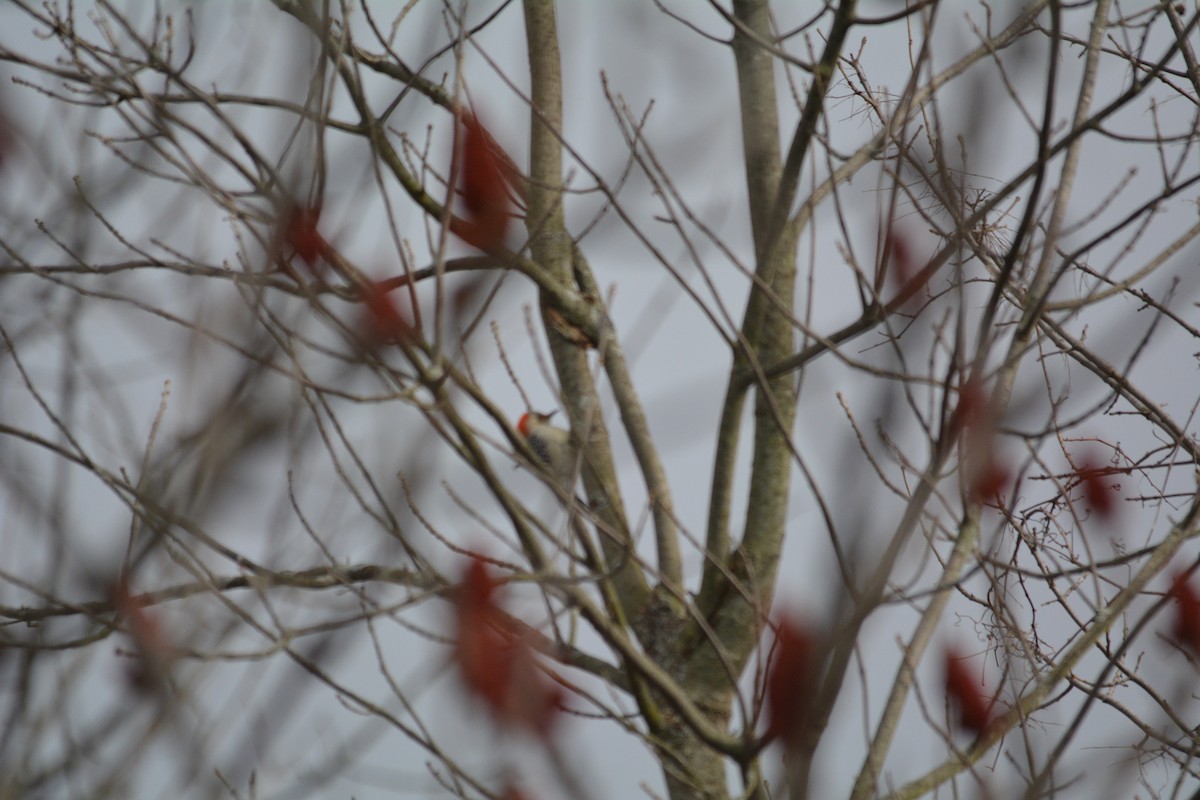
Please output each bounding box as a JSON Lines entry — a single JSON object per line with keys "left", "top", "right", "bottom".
{"left": 1, "top": 1, "right": 1199, "bottom": 798}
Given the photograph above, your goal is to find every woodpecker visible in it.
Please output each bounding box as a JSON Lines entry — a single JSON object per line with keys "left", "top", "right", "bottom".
{"left": 517, "top": 411, "right": 576, "bottom": 487}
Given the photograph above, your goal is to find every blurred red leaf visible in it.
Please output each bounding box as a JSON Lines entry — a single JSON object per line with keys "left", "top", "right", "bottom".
{"left": 0, "top": 106, "right": 12, "bottom": 172}
{"left": 764, "top": 615, "right": 820, "bottom": 746}
{"left": 1169, "top": 571, "right": 1200, "bottom": 655}
{"left": 969, "top": 458, "right": 1012, "bottom": 506}
{"left": 109, "top": 576, "right": 175, "bottom": 693}
{"left": 1075, "top": 456, "right": 1117, "bottom": 518}
{"left": 457, "top": 112, "right": 510, "bottom": 251}
{"left": 361, "top": 282, "right": 416, "bottom": 346}
{"left": 885, "top": 224, "right": 915, "bottom": 287}
{"left": 506, "top": 634, "right": 565, "bottom": 737}
{"left": 955, "top": 377, "right": 1011, "bottom": 506}
{"left": 456, "top": 558, "right": 509, "bottom": 709}
{"left": 452, "top": 275, "right": 488, "bottom": 318}
{"left": 951, "top": 376, "right": 989, "bottom": 433}
{"left": 454, "top": 557, "right": 562, "bottom": 737}
{"left": 883, "top": 220, "right": 933, "bottom": 305}
{"left": 944, "top": 648, "right": 995, "bottom": 738}
{"left": 278, "top": 202, "right": 332, "bottom": 273}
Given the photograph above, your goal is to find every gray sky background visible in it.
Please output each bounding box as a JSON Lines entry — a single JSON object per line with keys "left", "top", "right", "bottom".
{"left": 1, "top": 1, "right": 1198, "bottom": 798}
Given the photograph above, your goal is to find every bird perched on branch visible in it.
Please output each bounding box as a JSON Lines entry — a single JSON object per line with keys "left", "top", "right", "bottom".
{"left": 516, "top": 411, "right": 578, "bottom": 489}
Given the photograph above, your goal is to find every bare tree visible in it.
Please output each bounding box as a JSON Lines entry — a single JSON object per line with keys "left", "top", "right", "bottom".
{"left": 1, "top": 1, "right": 1199, "bottom": 798}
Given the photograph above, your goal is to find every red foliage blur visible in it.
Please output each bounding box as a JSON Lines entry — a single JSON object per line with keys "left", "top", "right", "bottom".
{"left": 883, "top": 220, "right": 935, "bottom": 307}
{"left": 954, "top": 377, "right": 1011, "bottom": 506}
{"left": 0, "top": 105, "right": 12, "bottom": 173}
{"left": 1169, "top": 570, "right": 1200, "bottom": 655}
{"left": 971, "top": 460, "right": 1012, "bottom": 506}
{"left": 278, "top": 202, "right": 332, "bottom": 273}
{"left": 1074, "top": 456, "right": 1117, "bottom": 518}
{"left": 951, "top": 376, "right": 988, "bottom": 432}
{"left": 764, "top": 615, "right": 820, "bottom": 746}
{"left": 454, "top": 557, "right": 562, "bottom": 737}
{"left": 885, "top": 224, "right": 915, "bottom": 288}
{"left": 109, "top": 576, "right": 174, "bottom": 693}
{"left": 457, "top": 112, "right": 511, "bottom": 251}
{"left": 944, "top": 648, "right": 995, "bottom": 738}
{"left": 360, "top": 281, "right": 417, "bottom": 347}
